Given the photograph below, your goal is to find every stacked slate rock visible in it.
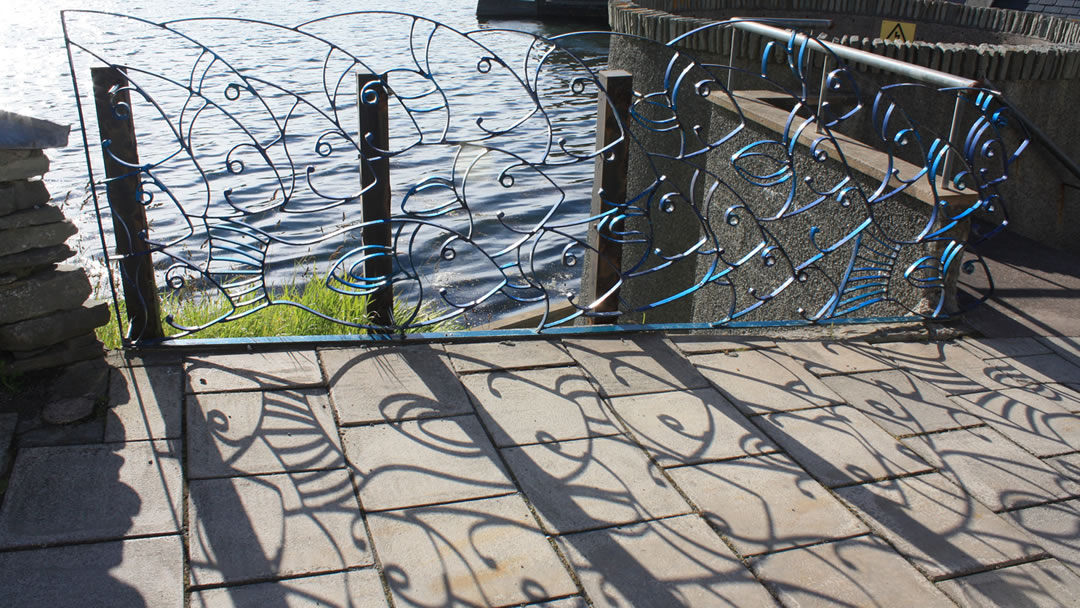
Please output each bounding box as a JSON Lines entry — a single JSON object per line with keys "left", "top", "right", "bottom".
{"left": 0, "top": 111, "right": 109, "bottom": 374}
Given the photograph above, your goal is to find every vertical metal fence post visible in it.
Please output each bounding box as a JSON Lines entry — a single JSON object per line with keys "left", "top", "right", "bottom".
{"left": 586, "top": 70, "right": 633, "bottom": 324}
{"left": 91, "top": 67, "right": 164, "bottom": 342}
{"left": 816, "top": 54, "right": 830, "bottom": 134}
{"left": 357, "top": 73, "right": 394, "bottom": 328}
{"left": 942, "top": 94, "right": 965, "bottom": 191}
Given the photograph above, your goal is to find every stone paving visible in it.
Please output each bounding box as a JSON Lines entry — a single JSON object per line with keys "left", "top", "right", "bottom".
{"left": 1, "top": 333, "right": 1080, "bottom": 607}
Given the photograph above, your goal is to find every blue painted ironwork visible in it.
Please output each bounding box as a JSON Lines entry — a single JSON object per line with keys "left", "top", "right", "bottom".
{"left": 62, "top": 11, "right": 1027, "bottom": 343}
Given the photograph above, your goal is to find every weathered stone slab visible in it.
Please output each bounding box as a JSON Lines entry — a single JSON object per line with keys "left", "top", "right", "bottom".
{"left": 41, "top": 396, "right": 95, "bottom": 425}
{"left": 188, "top": 470, "right": 372, "bottom": 586}
{"left": 690, "top": 349, "right": 842, "bottom": 415}
{"left": 836, "top": 473, "right": 1046, "bottom": 580}
{"left": 0, "top": 220, "right": 75, "bottom": 258}
{"left": 0, "top": 266, "right": 92, "bottom": 326}
{"left": 905, "top": 427, "right": 1080, "bottom": 511}
{"left": 443, "top": 339, "right": 574, "bottom": 373}
{"left": 823, "top": 370, "right": 980, "bottom": 437}
{"left": 1007, "top": 500, "right": 1080, "bottom": 574}
{"left": 105, "top": 364, "right": 183, "bottom": 442}
{"left": 937, "top": 559, "right": 1080, "bottom": 607}
{"left": 502, "top": 435, "right": 690, "bottom": 534}
{"left": 0, "top": 299, "right": 109, "bottom": 352}
{"left": 669, "top": 452, "right": 867, "bottom": 556}
{"left": 609, "top": 387, "right": 777, "bottom": 466}
{"left": 755, "top": 405, "right": 934, "bottom": 487}
{"left": 558, "top": 514, "right": 778, "bottom": 608}
{"left": 0, "top": 204, "right": 63, "bottom": 230}
{"left": 0, "top": 149, "right": 49, "bottom": 182}
{"left": 322, "top": 345, "right": 470, "bottom": 424}
{"left": 0, "top": 178, "right": 49, "bottom": 216}
{"left": 7, "top": 331, "right": 103, "bottom": 373}
{"left": 0, "top": 244, "right": 74, "bottom": 277}
{"left": 668, "top": 334, "right": 776, "bottom": 354}
{"left": 752, "top": 536, "right": 955, "bottom": 607}
{"left": 0, "top": 111, "right": 69, "bottom": 149}
{"left": 187, "top": 388, "right": 344, "bottom": 478}
{"left": 462, "top": 366, "right": 619, "bottom": 447}
{"left": 341, "top": 416, "right": 513, "bottom": 511}
{"left": 369, "top": 495, "right": 576, "bottom": 608}
{"left": 777, "top": 340, "right": 893, "bottom": 376}
{"left": 0, "top": 440, "right": 182, "bottom": 548}
{"left": 954, "top": 388, "right": 1080, "bottom": 456}
{"left": 562, "top": 335, "right": 709, "bottom": 397}
{"left": 0, "top": 535, "right": 183, "bottom": 607}
{"left": 186, "top": 350, "right": 322, "bottom": 393}
{"left": 191, "top": 569, "right": 390, "bottom": 608}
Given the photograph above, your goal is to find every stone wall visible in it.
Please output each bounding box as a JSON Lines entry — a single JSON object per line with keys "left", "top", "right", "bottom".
{"left": 0, "top": 111, "right": 109, "bottom": 374}
{"left": 608, "top": 0, "right": 1080, "bottom": 255}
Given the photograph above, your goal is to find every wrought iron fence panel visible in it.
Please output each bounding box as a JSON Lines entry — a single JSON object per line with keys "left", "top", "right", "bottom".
{"left": 62, "top": 11, "right": 1026, "bottom": 343}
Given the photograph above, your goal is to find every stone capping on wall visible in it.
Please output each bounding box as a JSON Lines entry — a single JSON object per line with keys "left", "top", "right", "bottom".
{"left": 707, "top": 88, "right": 979, "bottom": 211}
{"left": 609, "top": 0, "right": 1080, "bottom": 81}
{"left": 0, "top": 110, "right": 110, "bottom": 374}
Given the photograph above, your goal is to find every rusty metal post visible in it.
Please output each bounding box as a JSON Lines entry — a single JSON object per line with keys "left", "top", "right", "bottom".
{"left": 585, "top": 70, "right": 633, "bottom": 324}
{"left": 91, "top": 67, "right": 164, "bottom": 342}
{"left": 357, "top": 73, "right": 394, "bottom": 328}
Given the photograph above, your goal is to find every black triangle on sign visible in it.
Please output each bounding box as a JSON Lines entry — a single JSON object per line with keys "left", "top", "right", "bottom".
{"left": 886, "top": 23, "right": 908, "bottom": 42}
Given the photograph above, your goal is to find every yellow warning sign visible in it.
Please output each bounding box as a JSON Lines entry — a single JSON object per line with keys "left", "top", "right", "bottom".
{"left": 880, "top": 20, "right": 916, "bottom": 42}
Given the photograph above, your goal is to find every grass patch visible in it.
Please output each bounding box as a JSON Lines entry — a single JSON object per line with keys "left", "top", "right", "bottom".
{"left": 96, "top": 272, "right": 462, "bottom": 349}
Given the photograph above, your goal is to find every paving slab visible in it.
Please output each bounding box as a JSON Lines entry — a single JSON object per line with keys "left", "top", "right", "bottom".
{"left": 557, "top": 514, "right": 778, "bottom": 608}
{"left": 751, "top": 535, "right": 955, "bottom": 607}
{"left": 953, "top": 388, "right": 1080, "bottom": 457}
{"left": 874, "top": 341, "right": 1025, "bottom": 394}
{"left": 461, "top": 366, "right": 620, "bottom": 447}
{"left": 0, "top": 440, "right": 182, "bottom": 548}
{"left": 190, "top": 568, "right": 389, "bottom": 607}
{"left": 105, "top": 364, "right": 183, "bottom": 442}
{"left": 754, "top": 404, "right": 934, "bottom": 487}
{"left": 188, "top": 469, "right": 372, "bottom": 586}
{"left": 0, "top": 535, "right": 183, "bottom": 607}
{"left": 1046, "top": 452, "right": 1080, "bottom": 482}
{"left": 669, "top": 452, "right": 868, "bottom": 556}
{"left": 936, "top": 559, "right": 1080, "bottom": 607}
{"left": 321, "top": 345, "right": 472, "bottom": 424}
{"left": 341, "top": 416, "right": 513, "bottom": 511}
{"left": 959, "top": 337, "right": 1053, "bottom": 360}
{"left": 689, "top": 349, "right": 842, "bottom": 415}
{"left": 1007, "top": 500, "right": 1080, "bottom": 575}
{"left": 368, "top": 494, "right": 576, "bottom": 608}
{"left": 608, "top": 387, "right": 777, "bottom": 467}
{"left": 1000, "top": 353, "right": 1080, "bottom": 386}
{"left": 186, "top": 351, "right": 323, "bottom": 393}
{"left": 904, "top": 427, "right": 1080, "bottom": 511}
{"left": 443, "top": 339, "right": 574, "bottom": 373}
{"left": 562, "top": 335, "right": 709, "bottom": 397}
{"left": 667, "top": 334, "right": 776, "bottom": 354}
{"left": 835, "top": 473, "right": 1046, "bottom": 580}
{"left": 186, "top": 388, "right": 344, "bottom": 479}
{"left": 501, "top": 435, "right": 691, "bottom": 534}
{"left": 777, "top": 340, "right": 893, "bottom": 375}
{"left": 1042, "top": 336, "right": 1080, "bottom": 368}
{"left": 824, "top": 370, "right": 981, "bottom": 437}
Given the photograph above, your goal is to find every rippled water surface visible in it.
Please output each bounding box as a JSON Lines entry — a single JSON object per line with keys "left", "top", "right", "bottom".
{"left": 4, "top": 0, "right": 608, "bottom": 328}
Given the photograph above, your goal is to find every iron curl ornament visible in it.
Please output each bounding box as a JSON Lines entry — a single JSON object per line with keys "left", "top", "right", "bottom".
{"left": 62, "top": 11, "right": 1026, "bottom": 343}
